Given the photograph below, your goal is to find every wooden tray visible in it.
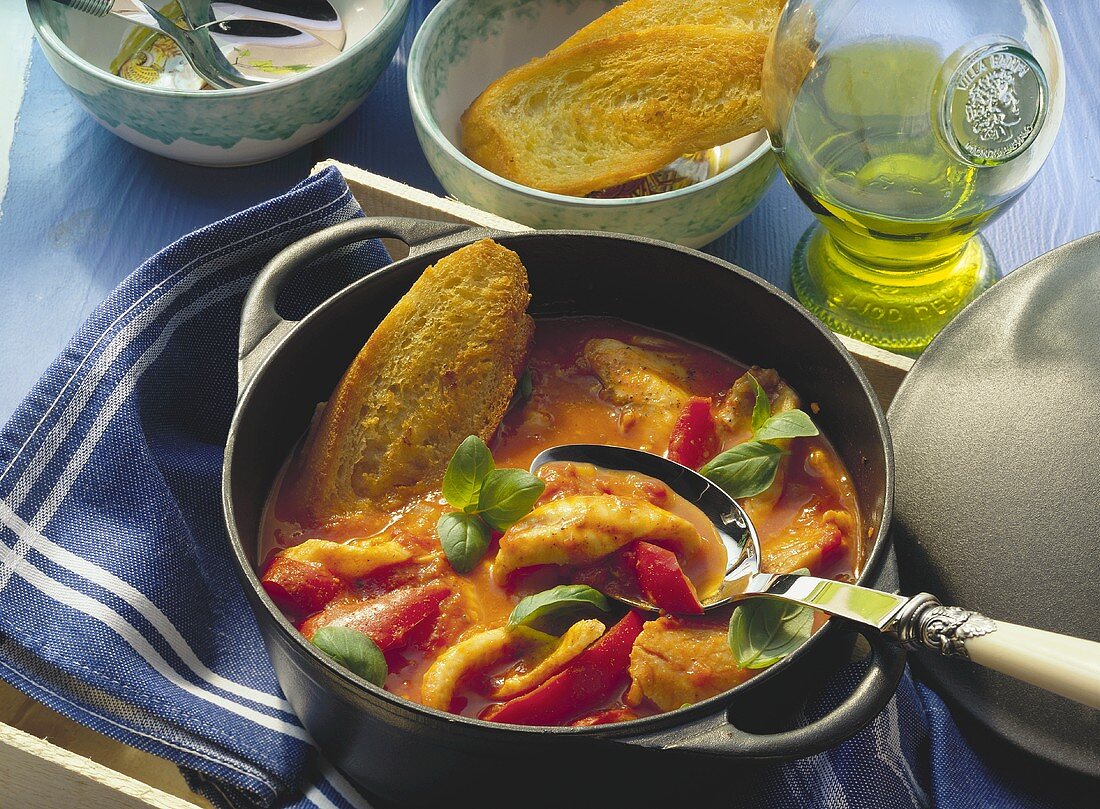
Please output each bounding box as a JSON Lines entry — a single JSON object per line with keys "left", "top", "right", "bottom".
{"left": 0, "top": 161, "right": 912, "bottom": 808}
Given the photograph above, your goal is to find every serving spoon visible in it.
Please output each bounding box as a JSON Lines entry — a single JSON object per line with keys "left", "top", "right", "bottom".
{"left": 55, "top": 0, "right": 343, "bottom": 88}
{"left": 530, "top": 444, "right": 1100, "bottom": 709}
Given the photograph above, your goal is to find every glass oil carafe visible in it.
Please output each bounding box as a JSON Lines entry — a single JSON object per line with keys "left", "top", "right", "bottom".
{"left": 763, "top": 0, "right": 1064, "bottom": 355}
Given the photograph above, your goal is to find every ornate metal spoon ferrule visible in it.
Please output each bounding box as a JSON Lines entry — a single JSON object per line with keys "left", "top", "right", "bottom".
{"left": 886, "top": 593, "right": 999, "bottom": 658}
{"left": 887, "top": 592, "right": 941, "bottom": 648}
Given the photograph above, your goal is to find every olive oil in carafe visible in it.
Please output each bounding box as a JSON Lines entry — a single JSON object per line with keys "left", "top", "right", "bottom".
{"left": 780, "top": 40, "right": 1010, "bottom": 267}
{"left": 775, "top": 40, "right": 1005, "bottom": 352}
{"left": 786, "top": 138, "right": 1007, "bottom": 270}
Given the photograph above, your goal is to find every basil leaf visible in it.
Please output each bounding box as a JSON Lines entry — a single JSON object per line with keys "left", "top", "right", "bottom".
{"left": 478, "top": 468, "right": 546, "bottom": 532}
{"left": 442, "top": 435, "right": 494, "bottom": 513}
{"left": 728, "top": 595, "right": 813, "bottom": 669}
{"left": 699, "top": 441, "right": 783, "bottom": 499}
{"left": 508, "top": 584, "right": 613, "bottom": 629}
{"left": 749, "top": 374, "right": 771, "bottom": 433}
{"left": 311, "top": 626, "right": 388, "bottom": 686}
{"left": 755, "top": 410, "right": 820, "bottom": 442}
{"left": 437, "top": 512, "right": 491, "bottom": 573}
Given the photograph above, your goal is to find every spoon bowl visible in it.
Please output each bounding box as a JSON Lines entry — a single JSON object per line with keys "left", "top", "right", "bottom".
{"left": 201, "top": 18, "right": 345, "bottom": 84}
{"left": 530, "top": 443, "right": 758, "bottom": 612}
{"left": 211, "top": 0, "right": 346, "bottom": 49}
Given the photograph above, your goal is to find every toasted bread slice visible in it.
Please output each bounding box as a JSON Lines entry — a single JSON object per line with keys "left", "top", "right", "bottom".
{"left": 293, "top": 239, "right": 533, "bottom": 521}
{"left": 551, "top": 0, "right": 783, "bottom": 53}
{"left": 460, "top": 25, "right": 768, "bottom": 197}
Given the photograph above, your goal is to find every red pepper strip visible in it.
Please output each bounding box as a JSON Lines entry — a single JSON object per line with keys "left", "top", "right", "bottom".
{"left": 299, "top": 584, "right": 450, "bottom": 651}
{"left": 486, "top": 611, "right": 645, "bottom": 726}
{"left": 571, "top": 707, "right": 637, "bottom": 727}
{"left": 627, "top": 541, "right": 704, "bottom": 615}
{"left": 261, "top": 556, "right": 343, "bottom": 616}
{"left": 815, "top": 526, "right": 846, "bottom": 574}
{"left": 666, "top": 397, "right": 719, "bottom": 470}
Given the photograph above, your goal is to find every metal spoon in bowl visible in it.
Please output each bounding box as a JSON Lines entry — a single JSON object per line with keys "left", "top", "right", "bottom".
{"left": 175, "top": 0, "right": 346, "bottom": 48}
{"left": 209, "top": 0, "right": 346, "bottom": 49}
{"left": 530, "top": 444, "right": 1100, "bottom": 709}
{"left": 55, "top": 0, "right": 343, "bottom": 89}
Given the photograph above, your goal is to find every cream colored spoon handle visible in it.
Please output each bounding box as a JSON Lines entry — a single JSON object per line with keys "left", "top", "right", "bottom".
{"left": 892, "top": 597, "right": 1100, "bottom": 709}
{"left": 963, "top": 620, "right": 1100, "bottom": 708}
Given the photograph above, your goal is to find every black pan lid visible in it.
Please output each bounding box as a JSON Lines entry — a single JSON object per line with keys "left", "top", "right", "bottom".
{"left": 887, "top": 232, "right": 1100, "bottom": 778}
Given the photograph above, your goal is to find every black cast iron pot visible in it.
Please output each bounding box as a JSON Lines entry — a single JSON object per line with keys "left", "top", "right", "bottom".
{"left": 222, "top": 217, "right": 906, "bottom": 807}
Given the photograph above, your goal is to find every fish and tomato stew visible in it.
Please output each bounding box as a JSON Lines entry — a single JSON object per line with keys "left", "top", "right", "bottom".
{"left": 257, "top": 241, "right": 860, "bottom": 728}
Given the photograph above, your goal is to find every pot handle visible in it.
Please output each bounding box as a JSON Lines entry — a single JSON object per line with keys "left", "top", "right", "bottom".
{"left": 237, "top": 216, "right": 489, "bottom": 397}
{"left": 622, "top": 623, "right": 906, "bottom": 759}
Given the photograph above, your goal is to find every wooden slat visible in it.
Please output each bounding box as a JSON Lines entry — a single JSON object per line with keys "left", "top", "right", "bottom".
{"left": 0, "top": 720, "right": 201, "bottom": 809}
{"left": 836, "top": 335, "right": 914, "bottom": 408}
{"left": 316, "top": 160, "right": 913, "bottom": 407}
{"left": 0, "top": 676, "right": 209, "bottom": 807}
{"left": 313, "top": 159, "right": 526, "bottom": 261}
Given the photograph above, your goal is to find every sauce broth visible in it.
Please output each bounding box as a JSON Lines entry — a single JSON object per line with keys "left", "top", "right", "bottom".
{"left": 259, "top": 317, "right": 862, "bottom": 722}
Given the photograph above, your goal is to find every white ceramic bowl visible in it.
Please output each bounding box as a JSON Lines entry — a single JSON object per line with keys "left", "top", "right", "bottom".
{"left": 407, "top": 0, "right": 777, "bottom": 247}
{"left": 28, "top": 0, "right": 410, "bottom": 166}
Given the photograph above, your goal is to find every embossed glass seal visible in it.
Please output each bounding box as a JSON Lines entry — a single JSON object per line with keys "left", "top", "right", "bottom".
{"left": 936, "top": 42, "right": 1048, "bottom": 167}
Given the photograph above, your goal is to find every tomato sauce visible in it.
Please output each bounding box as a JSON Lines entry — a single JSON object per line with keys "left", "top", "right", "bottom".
{"left": 259, "top": 317, "right": 861, "bottom": 724}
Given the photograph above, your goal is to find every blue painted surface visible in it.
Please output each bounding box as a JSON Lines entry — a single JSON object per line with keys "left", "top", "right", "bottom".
{"left": 0, "top": 0, "right": 1097, "bottom": 422}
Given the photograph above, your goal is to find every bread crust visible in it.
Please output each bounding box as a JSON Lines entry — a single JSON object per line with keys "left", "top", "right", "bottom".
{"left": 292, "top": 239, "right": 533, "bottom": 523}
{"left": 551, "top": 0, "right": 783, "bottom": 53}
{"left": 460, "top": 25, "right": 769, "bottom": 197}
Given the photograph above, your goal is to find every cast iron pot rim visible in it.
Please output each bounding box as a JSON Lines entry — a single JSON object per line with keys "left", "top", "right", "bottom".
{"left": 223, "top": 225, "right": 896, "bottom": 738}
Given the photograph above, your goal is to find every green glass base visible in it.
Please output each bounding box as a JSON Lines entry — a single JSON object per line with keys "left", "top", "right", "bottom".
{"left": 790, "top": 226, "right": 999, "bottom": 356}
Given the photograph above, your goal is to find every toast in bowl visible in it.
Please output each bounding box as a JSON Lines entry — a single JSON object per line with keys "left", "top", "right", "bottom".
{"left": 461, "top": 25, "right": 768, "bottom": 196}
{"left": 292, "top": 238, "right": 533, "bottom": 523}
{"left": 550, "top": 0, "right": 784, "bottom": 53}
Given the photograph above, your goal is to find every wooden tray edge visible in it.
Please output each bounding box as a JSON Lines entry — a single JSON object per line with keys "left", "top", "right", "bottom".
{"left": 0, "top": 720, "right": 201, "bottom": 809}
{"left": 316, "top": 159, "right": 914, "bottom": 408}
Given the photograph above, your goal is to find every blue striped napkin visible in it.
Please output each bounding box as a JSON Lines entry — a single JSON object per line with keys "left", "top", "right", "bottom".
{"left": 0, "top": 166, "right": 1081, "bottom": 808}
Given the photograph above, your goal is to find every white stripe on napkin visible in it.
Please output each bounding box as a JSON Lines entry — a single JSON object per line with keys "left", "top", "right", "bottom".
{"left": 318, "top": 760, "right": 375, "bottom": 809}
{"left": 0, "top": 279, "right": 301, "bottom": 714}
{"left": 0, "top": 270, "right": 199, "bottom": 489}
{"left": 306, "top": 784, "right": 345, "bottom": 809}
{"left": 26, "top": 273, "right": 248, "bottom": 528}
{"left": 0, "top": 536, "right": 310, "bottom": 740}
{"left": 874, "top": 696, "right": 928, "bottom": 807}
{"left": 0, "top": 496, "right": 291, "bottom": 712}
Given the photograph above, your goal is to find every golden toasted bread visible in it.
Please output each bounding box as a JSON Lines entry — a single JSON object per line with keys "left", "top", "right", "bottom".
{"left": 460, "top": 25, "right": 768, "bottom": 197}
{"left": 293, "top": 239, "right": 533, "bottom": 522}
{"left": 551, "top": 0, "right": 783, "bottom": 53}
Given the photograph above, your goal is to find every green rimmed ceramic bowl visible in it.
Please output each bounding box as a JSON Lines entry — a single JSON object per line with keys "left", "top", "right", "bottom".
{"left": 27, "top": 0, "right": 410, "bottom": 166}
{"left": 407, "top": 0, "right": 777, "bottom": 248}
